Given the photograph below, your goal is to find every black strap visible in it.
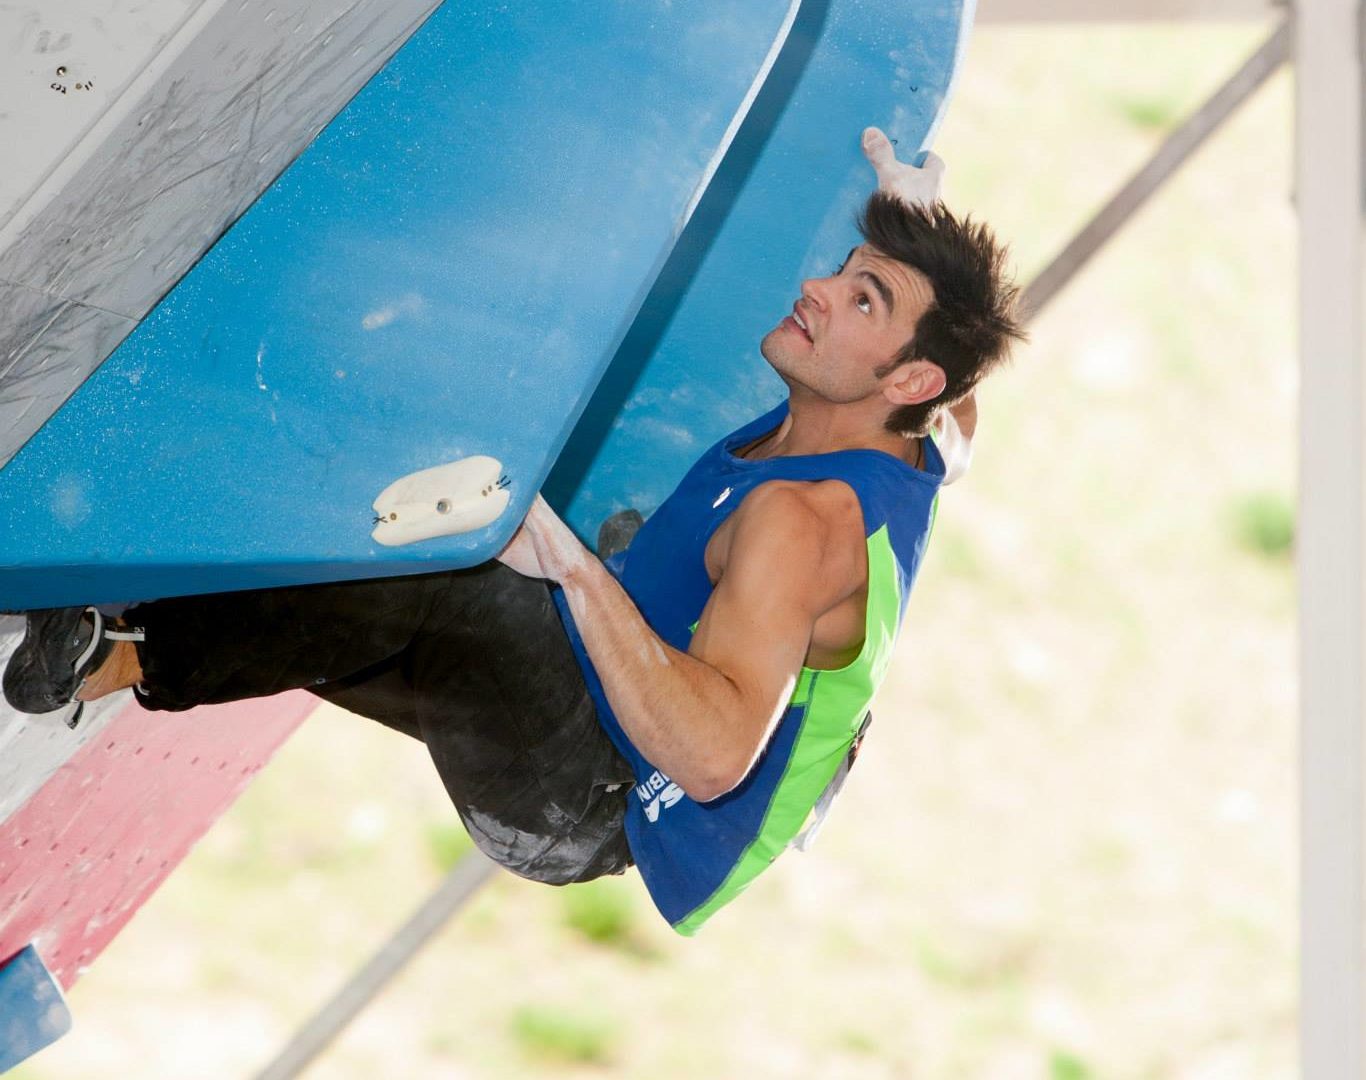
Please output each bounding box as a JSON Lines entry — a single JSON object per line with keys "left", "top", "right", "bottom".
{"left": 791, "top": 710, "right": 872, "bottom": 852}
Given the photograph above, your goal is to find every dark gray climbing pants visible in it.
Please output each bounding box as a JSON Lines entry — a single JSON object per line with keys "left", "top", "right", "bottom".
{"left": 127, "top": 563, "right": 634, "bottom": 885}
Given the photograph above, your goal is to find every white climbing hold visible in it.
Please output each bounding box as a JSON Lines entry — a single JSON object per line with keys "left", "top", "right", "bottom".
{"left": 371, "top": 455, "right": 510, "bottom": 546}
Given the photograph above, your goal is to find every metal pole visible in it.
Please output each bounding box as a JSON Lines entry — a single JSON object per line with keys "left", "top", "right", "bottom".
{"left": 253, "top": 853, "right": 500, "bottom": 1080}
{"left": 1020, "top": 18, "right": 1291, "bottom": 320}
{"left": 977, "top": 0, "right": 1283, "bottom": 21}
{"left": 1297, "top": 0, "right": 1366, "bottom": 1075}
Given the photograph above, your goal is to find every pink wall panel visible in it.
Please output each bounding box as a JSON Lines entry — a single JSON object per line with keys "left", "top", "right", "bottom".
{"left": 0, "top": 691, "right": 315, "bottom": 988}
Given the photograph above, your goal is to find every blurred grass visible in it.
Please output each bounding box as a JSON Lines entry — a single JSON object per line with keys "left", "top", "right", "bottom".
{"left": 1112, "top": 91, "right": 1185, "bottom": 131}
{"left": 1051, "top": 1049, "right": 1097, "bottom": 1079}
{"left": 424, "top": 820, "right": 474, "bottom": 871}
{"left": 23, "top": 21, "right": 1297, "bottom": 1080}
{"left": 1229, "top": 490, "right": 1295, "bottom": 558}
{"left": 509, "top": 1005, "right": 620, "bottom": 1066}
{"left": 559, "top": 877, "right": 662, "bottom": 961}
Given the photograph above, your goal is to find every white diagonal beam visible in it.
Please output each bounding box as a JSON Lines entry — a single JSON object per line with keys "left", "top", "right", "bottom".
{"left": 976, "top": 0, "right": 1283, "bottom": 21}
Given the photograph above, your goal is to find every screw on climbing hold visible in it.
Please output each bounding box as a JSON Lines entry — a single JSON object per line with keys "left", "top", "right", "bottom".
{"left": 436, "top": 499, "right": 451, "bottom": 514}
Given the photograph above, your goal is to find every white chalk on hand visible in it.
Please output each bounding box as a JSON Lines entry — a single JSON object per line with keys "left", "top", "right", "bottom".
{"left": 861, "top": 126, "right": 945, "bottom": 207}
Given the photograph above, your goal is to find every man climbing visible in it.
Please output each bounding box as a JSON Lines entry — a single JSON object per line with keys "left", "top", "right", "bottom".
{"left": 3, "top": 130, "right": 1023, "bottom": 933}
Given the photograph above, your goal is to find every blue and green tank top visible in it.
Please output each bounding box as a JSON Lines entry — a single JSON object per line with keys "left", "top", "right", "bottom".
{"left": 554, "top": 400, "right": 944, "bottom": 934}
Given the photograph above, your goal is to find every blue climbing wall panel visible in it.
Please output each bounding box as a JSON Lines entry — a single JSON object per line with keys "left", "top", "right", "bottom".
{"left": 0, "top": 0, "right": 971, "bottom": 608}
{"left": 549, "top": 0, "right": 974, "bottom": 538}
{"left": 0, "top": 945, "right": 72, "bottom": 1073}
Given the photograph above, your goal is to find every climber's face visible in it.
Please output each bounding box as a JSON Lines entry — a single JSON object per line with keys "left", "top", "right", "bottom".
{"left": 760, "top": 244, "right": 937, "bottom": 406}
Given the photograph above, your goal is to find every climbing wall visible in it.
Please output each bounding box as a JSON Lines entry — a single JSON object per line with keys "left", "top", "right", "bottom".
{"left": 0, "top": 0, "right": 447, "bottom": 469}
{"left": 0, "top": 618, "right": 317, "bottom": 989}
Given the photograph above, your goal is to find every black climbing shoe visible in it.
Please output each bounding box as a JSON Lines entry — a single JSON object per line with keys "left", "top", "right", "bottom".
{"left": 2, "top": 607, "right": 143, "bottom": 729}
{"left": 597, "top": 509, "right": 644, "bottom": 559}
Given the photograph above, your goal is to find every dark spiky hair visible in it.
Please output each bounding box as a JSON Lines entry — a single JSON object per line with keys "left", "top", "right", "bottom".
{"left": 857, "top": 191, "right": 1025, "bottom": 437}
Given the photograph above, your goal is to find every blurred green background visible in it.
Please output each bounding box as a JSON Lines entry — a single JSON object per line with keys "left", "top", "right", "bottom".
{"left": 17, "top": 21, "right": 1296, "bottom": 1079}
